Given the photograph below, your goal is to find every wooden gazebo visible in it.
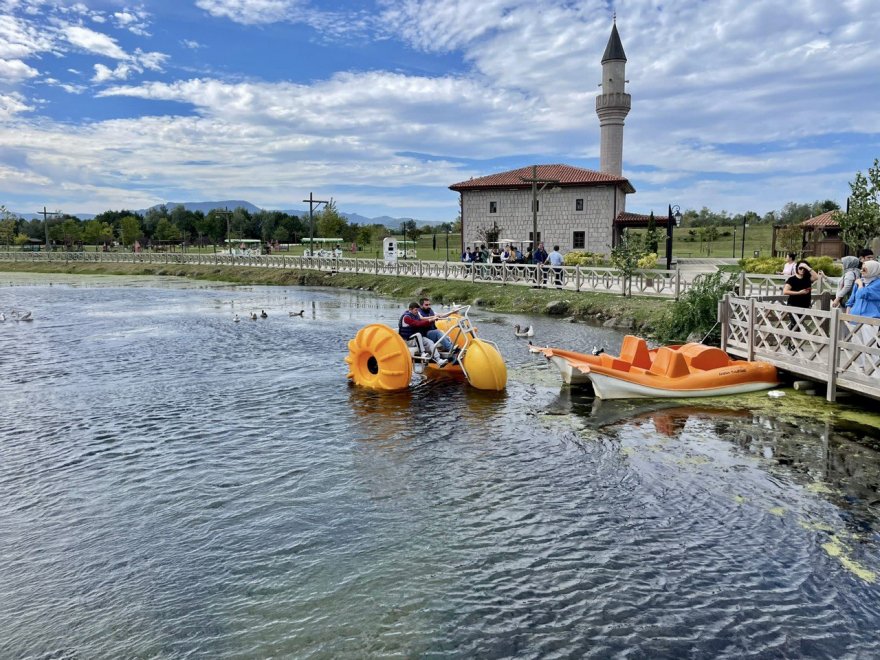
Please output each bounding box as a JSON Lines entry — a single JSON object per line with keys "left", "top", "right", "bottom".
{"left": 771, "top": 211, "right": 847, "bottom": 259}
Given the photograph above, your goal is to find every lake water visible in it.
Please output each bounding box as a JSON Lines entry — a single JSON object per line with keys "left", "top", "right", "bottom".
{"left": 2, "top": 274, "right": 880, "bottom": 658}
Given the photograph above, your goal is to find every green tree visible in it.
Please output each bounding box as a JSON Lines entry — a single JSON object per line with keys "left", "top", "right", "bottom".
{"left": 317, "top": 200, "right": 349, "bottom": 238}
{"left": 0, "top": 205, "right": 16, "bottom": 246}
{"left": 120, "top": 215, "right": 141, "bottom": 246}
{"left": 837, "top": 159, "right": 880, "bottom": 251}
{"left": 776, "top": 224, "right": 803, "bottom": 254}
{"left": 644, "top": 212, "right": 659, "bottom": 253}
{"left": 56, "top": 219, "right": 83, "bottom": 247}
{"left": 155, "top": 217, "right": 182, "bottom": 242}
{"left": 82, "top": 219, "right": 114, "bottom": 246}
{"left": 611, "top": 230, "right": 646, "bottom": 296}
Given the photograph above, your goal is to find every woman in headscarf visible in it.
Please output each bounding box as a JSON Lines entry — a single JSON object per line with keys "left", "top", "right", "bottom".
{"left": 832, "top": 255, "right": 862, "bottom": 310}
{"left": 846, "top": 260, "right": 880, "bottom": 374}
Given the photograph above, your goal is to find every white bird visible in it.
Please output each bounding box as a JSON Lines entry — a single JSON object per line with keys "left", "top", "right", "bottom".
{"left": 233, "top": 314, "right": 240, "bottom": 323}
{"left": 289, "top": 309, "right": 305, "bottom": 317}
{"left": 250, "top": 312, "right": 258, "bottom": 321}
{"left": 16, "top": 310, "right": 33, "bottom": 321}
{"left": 514, "top": 324, "right": 534, "bottom": 338}
{"left": 0, "top": 312, "right": 5, "bottom": 322}
{"left": 591, "top": 346, "right": 605, "bottom": 356}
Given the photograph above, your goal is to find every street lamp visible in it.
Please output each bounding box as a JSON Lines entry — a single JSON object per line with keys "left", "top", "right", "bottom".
{"left": 666, "top": 204, "right": 682, "bottom": 270}
{"left": 741, "top": 214, "right": 748, "bottom": 259}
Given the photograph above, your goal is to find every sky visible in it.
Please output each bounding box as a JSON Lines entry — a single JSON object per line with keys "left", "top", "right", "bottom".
{"left": 1, "top": 0, "right": 879, "bottom": 222}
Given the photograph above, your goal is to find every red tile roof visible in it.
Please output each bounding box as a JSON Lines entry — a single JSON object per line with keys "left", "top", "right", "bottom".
{"left": 614, "top": 212, "right": 670, "bottom": 227}
{"left": 800, "top": 211, "right": 840, "bottom": 228}
{"left": 449, "top": 164, "right": 635, "bottom": 194}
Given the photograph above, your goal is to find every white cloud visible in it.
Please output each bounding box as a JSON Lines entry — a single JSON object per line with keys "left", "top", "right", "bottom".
{"left": 113, "top": 7, "right": 151, "bottom": 36}
{"left": 0, "top": 91, "right": 32, "bottom": 119}
{"left": 92, "top": 62, "right": 131, "bottom": 83}
{"left": 181, "top": 39, "right": 203, "bottom": 49}
{"left": 0, "top": 57, "right": 37, "bottom": 81}
{"left": 63, "top": 25, "right": 128, "bottom": 60}
{"left": 195, "top": 0, "right": 306, "bottom": 25}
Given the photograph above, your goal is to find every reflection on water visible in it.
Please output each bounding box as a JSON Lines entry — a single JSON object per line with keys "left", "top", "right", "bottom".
{"left": 2, "top": 275, "right": 880, "bottom": 658}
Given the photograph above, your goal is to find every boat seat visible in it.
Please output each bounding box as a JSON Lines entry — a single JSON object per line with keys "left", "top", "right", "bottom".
{"left": 679, "top": 344, "right": 730, "bottom": 371}
{"left": 618, "top": 335, "right": 653, "bottom": 369}
{"left": 648, "top": 347, "right": 691, "bottom": 378}
{"left": 600, "top": 354, "right": 632, "bottom": 372}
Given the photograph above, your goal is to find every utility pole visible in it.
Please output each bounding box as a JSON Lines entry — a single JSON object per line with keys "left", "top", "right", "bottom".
{"left": 520, "top": 165, "right": 559, "bottom": 249}
{"left": 303, "top": 192, "right": 329, "bottom": 256}
{"left": 36, "top": 206, "right": 61, "bottom": 252}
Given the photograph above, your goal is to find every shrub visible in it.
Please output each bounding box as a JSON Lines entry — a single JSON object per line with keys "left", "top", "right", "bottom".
{"left": 563, "top": 251, "right": 608, "bottom": 267}
{"left": 806, "top": 256, "right": 842, "bottom": 277}
{"left": 637, "top": 253, "right": 658, "bottom": 269}
{"left": 739, "top": 255, "right": 842, "bottom": 276}
{"left": 654, "top": 271, "right": 737, "bottom": 344}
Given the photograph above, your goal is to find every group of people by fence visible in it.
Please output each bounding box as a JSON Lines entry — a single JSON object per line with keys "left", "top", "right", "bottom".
{"left": 461, "top": 242, "right": 566, "bottom": 288}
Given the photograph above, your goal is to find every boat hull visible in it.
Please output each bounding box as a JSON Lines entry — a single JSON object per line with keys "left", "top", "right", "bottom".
{"left": 589, "top": 371, "right": 777, "bottom": 400}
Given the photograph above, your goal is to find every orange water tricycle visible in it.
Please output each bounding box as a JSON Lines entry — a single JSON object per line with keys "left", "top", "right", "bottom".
{"left": 345, "top": 305, "right": 507, "bottom": 392}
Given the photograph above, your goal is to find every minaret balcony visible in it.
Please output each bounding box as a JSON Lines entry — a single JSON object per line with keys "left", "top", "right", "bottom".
{"left": 595, "top": 93, "right": 631, "bottom": 113}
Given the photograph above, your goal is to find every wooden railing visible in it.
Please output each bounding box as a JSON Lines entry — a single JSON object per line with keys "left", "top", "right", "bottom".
{"left": 720, "top": 294, "right": 880, "bottom": 402}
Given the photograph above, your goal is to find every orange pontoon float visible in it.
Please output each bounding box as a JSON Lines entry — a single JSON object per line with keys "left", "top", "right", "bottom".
{"left": 538, "top": 335, "right": 777, "bottom": 399}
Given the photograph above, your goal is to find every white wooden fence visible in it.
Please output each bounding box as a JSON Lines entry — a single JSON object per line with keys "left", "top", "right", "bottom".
{"left": 0, "top": 251, "right": 840, "bottom": 301}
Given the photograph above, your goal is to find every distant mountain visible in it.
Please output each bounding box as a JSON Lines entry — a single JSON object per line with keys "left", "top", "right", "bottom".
{"left": 12, "top": 200, "right": 450, "bottom": 227}
{"left": 143, "top": 200, "right": 263, "bottom": 215}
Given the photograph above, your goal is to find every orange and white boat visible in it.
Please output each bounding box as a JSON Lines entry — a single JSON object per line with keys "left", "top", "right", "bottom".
{"left": 538, "top": 335, "right": 778, "bottom": 399}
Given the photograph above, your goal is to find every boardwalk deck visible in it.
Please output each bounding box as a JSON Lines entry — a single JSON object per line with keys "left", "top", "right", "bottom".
{"left": 721, "top": 295, "right": 880, "bottom": 402}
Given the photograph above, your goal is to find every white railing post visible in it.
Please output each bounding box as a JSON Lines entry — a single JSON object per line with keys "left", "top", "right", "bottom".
{"left": 720, "top": 294, "right": 730, "bottom": 351}
{"left": 747, "top": 297, "right": 756, "bottom": 362}
{"left": 826, "top": 305, "right": 840, "bottom": 402}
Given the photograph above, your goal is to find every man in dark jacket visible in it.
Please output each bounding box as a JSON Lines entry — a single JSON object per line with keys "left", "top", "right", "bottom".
{"left": 399, "top": 302, "right": 447, "bottom": 366}
{"left": 532, "top": 242, "right": 548, "bottom": 286}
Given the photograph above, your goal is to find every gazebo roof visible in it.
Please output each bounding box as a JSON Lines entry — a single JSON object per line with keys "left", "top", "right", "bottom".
{"left": 800, "top": 211, "right": 839, "bottom": 228}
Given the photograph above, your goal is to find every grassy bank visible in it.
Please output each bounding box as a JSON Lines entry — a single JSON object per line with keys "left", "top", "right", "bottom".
{"left": 0, "top": 261, "right": 670, "bottom": 331}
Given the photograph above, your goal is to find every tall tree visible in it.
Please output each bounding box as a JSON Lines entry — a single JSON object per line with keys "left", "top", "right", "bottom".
{"left": 317, "top": 200, "right": 349, "bottom": 238}
{"left": 120, "top": 215, "right": 141, "bottom": 246}
{"left": 837, "top": 159, "right": 880, "bottom": 250}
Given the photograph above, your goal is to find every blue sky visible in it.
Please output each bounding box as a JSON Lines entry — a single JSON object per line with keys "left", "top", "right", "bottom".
{"left": 1, "top": 0, "right": 879, "bottom": 221}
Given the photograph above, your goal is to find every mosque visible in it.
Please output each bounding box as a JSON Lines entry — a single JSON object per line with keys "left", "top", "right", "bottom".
{"left": 449, "top": 20, "right": 656, "bottom": 254}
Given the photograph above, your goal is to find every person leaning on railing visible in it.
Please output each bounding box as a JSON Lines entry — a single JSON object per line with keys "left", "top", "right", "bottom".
{"left": 845, "top": 261, "right": 880, "bottom": 373}
{"left": 832, "top": 256, "right": 861, "bottom": 310}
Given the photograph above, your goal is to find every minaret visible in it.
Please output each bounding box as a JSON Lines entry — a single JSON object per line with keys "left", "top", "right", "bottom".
{"left": 595, "top": 19, "right": 630, "bottom": 176}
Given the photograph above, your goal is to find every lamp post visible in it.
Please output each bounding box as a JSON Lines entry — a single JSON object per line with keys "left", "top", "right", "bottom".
{"left": 732, "top": 224, "right": 737, "bottom": 258}
{"left": 741, "top": 215, "right": 748, "bottom": 260}
{"left": 666, "top": 204, "right": 682, "bottom": 270}
{"left": 303, "top": 192, "right": 329, "bottom": 256}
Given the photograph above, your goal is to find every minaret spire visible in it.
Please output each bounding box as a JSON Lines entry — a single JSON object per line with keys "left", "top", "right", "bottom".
{"left": 595, "top": 20, "right": 630, "bottom": 176}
